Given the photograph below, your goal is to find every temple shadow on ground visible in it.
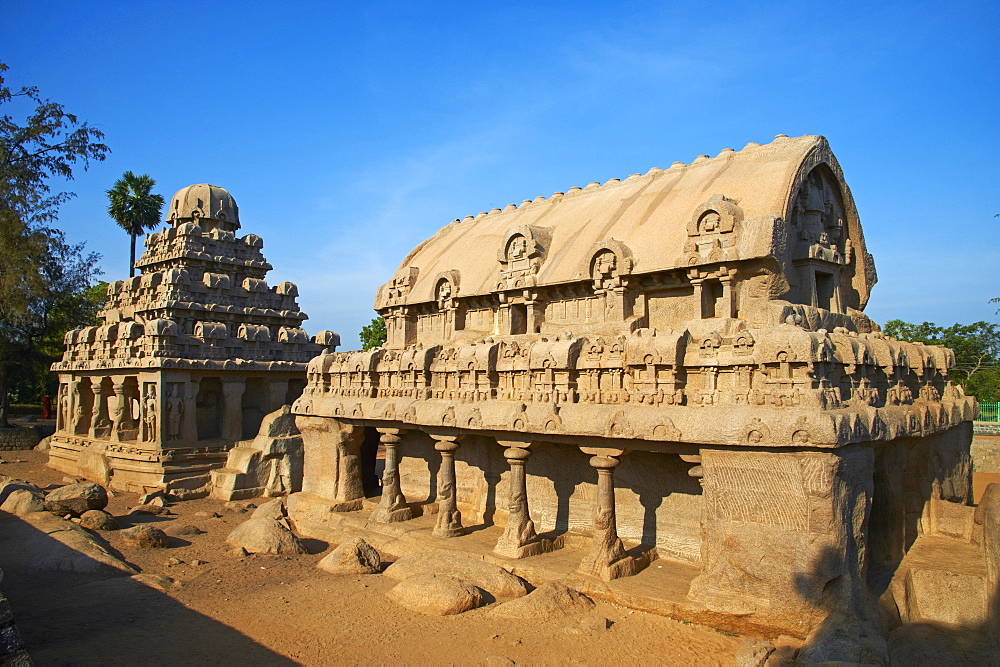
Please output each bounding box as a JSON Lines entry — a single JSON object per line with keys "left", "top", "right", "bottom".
{"left": 0, "top": 512, "right": 291, "bottom": 665}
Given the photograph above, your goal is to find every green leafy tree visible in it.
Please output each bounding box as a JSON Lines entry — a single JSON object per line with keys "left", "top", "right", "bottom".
{"left": 106, "top": 171, "right": 164, "bottom": 277}
{"left": 0, "top": 62, "right": 109, "bottom": 425}
{"left": 360, "top": 316, "right": 387, "bottom": 350}
{"left": 883, "top": 319, "right": 1000, "bottom": 401}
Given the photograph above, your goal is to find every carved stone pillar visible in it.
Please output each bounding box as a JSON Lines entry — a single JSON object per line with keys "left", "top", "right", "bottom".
{"left": 494, "top": 439, "right": 552, "bottom": 558}
{"left": 371, "top": 428, "right": 413, "bottom": 523}
{"left": 431, "top": 434, "right": 464, "bottom": 537}
{"left": 221, "top": 379, "right": 245, "bottom": 442}
{"left": 89, "top": 377, "right": 109, "bottom": 438}
{"left": 721, "top": 275, "right": 735, "bottom": 318}
{"left": 690, "top": 278, "right": 705, "bottom": 318}
{"left": 110, "top": 377, "right": 128, "bottom": 442}
{"left": 578, "top": 447, "right": 641, "bottom": 580}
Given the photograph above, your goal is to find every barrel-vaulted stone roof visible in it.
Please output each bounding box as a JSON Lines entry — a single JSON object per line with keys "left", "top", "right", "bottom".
{"left": 377, "top": 134, "right": 875, "bottom": 312}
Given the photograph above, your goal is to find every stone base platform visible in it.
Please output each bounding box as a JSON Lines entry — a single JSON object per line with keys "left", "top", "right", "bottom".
{"left": 286, "top": 491, "right": 798, "bottom": 638}
{"left": 47, "top": 434, "right": 228, "bottom": 496}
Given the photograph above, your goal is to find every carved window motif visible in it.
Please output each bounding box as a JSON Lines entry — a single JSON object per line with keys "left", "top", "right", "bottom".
{"left": 701, "top": 280, "right": 724, "bottom": 318}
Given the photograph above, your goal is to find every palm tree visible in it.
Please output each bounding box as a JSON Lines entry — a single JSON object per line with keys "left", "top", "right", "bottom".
{"left": 106, "top": 171, "right": 165, "bottom": 277}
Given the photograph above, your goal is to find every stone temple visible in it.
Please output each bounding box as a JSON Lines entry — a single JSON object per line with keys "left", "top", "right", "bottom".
{"left": 288, "top": 135, "right": 977, "bottom": 641}
{"left": 49, "top": 184, "right": 331, "bottom": 495}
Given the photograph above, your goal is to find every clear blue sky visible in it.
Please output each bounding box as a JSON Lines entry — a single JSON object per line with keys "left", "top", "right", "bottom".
{"left": 4, "top": 0, "right": 998, "bottom": 349}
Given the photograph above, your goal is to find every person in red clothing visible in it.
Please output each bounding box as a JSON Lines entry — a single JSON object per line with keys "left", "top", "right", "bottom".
{"left": 41, "top": 394, "right": 52, "bottom": 419}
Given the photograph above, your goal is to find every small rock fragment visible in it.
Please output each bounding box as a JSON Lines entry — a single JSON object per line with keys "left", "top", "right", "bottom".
{"left": 734, "top": 637, "right": 776, "bottom": 667}
{"left": 130, "top": 503, "right": 169, "bottom": 515}
{"left": 194, "top": 511, "right": 221, "bottom": 518}
{"left": 486, "top": 657, "right": 515, "bottom": 667}
{"left": 132, "top": 573, "right": 175, "bottom": 592}
{"left": 191, "top": 559, "right": 205, "bottom": 566}
{"left": 317, "top": 537, "right": 381, "bottom": 574}
{"left": 120, "top": 525, "right": 171, "bottom": 549}
{"left": 167, "top": 557, "right": 184, "bottom": 566}
{"left": 79, "top": 509, "right": 120, "bottom": 531}
{"left": 138, "top": 491, "right": 167, "bottom": 506}
{"left": 173, "top": 524, "right": 205, "bottom": 536}
{"left": 565, "top": 614, "right": 611, "bottom": 634}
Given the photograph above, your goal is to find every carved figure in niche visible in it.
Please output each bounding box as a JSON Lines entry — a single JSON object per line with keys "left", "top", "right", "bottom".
{"left": 593, "top": 250, "right": 617, "bottom": 288}
{"left": 165, "top": 385, "right": 184, "bottom": 440}
{"left": 74, "top": 383, "right": 86, "bottom": 432}
{"left": 437, "top": 280, "right": 452, "bottom": 307}
{"left": 507, "top": 235, "right": 528, "bottom": 260}
{"left": 143, "top": 385, "right": 157, "bottom": 441}
{"left": 58, "top": 384, "right": 69, "bottom": 430}
{"left": 700, "top": 211, "right": 720, "bottom": 234}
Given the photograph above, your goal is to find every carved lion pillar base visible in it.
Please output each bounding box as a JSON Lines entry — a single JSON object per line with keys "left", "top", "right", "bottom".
{"left": 371, "top": 428, "right": 413, "bottom": 523}
{"left": 431, "top": 435, "right": 464, "bottom": 538}
{"left": 577, "top": 448, "right": 641, "bottom": 581}
{"left": 494, "top": 441, "right": 553, "bottom": 559}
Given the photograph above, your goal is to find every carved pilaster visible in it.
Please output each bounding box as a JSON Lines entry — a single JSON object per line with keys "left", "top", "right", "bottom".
{"left": 577, "top": 448, "right": 641, "bottom": 580}
{"left": 431, "top": 434, "right": 464, "bottom": 537}
{"left": 371, "top": 428, "right": 413, "bottom": 523}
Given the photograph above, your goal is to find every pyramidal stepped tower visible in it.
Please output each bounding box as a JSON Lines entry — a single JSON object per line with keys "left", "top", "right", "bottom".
{"left": 50, "top": 184, "right": 333, "bottom": 495}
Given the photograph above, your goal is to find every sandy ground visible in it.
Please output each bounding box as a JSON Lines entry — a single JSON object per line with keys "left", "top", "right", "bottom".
{"left": 0, "top": 449, "right": 742, "bottom": 666}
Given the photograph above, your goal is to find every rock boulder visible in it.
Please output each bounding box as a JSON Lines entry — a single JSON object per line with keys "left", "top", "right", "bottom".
{"left": 384, "top": 552, "right": 527, "bottom": 601}
{"left": 226, "top": 517, "right": 306, "bottom": 555}
{"left": 317, "top": 538, "right": 381, "bottom": 574}
{"left": 1, "top": 488, "right": 45, "bottom": 516}
{"left": 43, "top": 483, "right": 108, "bottom": 517}
{"left": 79, "top": 510, "right": 120, "bottom": 531}
{"left": 386, "top": 574, "right": 485, "bottom": 616}
{"left": 491, "top": 582, "right": 594, "bottom": 619}
{"left": 120, "top": 525, "right": 170, "bottom": 549}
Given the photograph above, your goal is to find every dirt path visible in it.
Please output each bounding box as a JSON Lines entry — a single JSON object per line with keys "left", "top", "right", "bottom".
{"left": 0, "top": 450, "right": 741, "bottom": 665}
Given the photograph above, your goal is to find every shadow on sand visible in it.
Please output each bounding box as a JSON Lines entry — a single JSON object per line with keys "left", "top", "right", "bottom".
{"left": 0, "top": 511, "right": 293, "bottom": 665}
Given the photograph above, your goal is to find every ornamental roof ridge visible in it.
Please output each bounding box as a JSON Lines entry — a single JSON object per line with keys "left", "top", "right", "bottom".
{"left": 447, "top": 134, "right": 809, "bottom": 227}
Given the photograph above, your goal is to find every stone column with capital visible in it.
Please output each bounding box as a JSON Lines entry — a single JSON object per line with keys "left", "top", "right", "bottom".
{"left": 494, "top": 439, "right": 553, "bottom": 558}
{"left": 431, "top": 434, "right": 464, "bottom": 537}
{"left": 371, "top": 428, "right": 413, "bottom": 523}
{"left": 578, "top": 448, "right": 641, "bottom": 580}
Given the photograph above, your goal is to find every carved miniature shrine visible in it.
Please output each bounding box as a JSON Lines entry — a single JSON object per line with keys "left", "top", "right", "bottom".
{"left": 49, "top": 184, "right": 327, "bottom": 495}
{"left": 288, "top": 135, "right": 976, "bottom": 639}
